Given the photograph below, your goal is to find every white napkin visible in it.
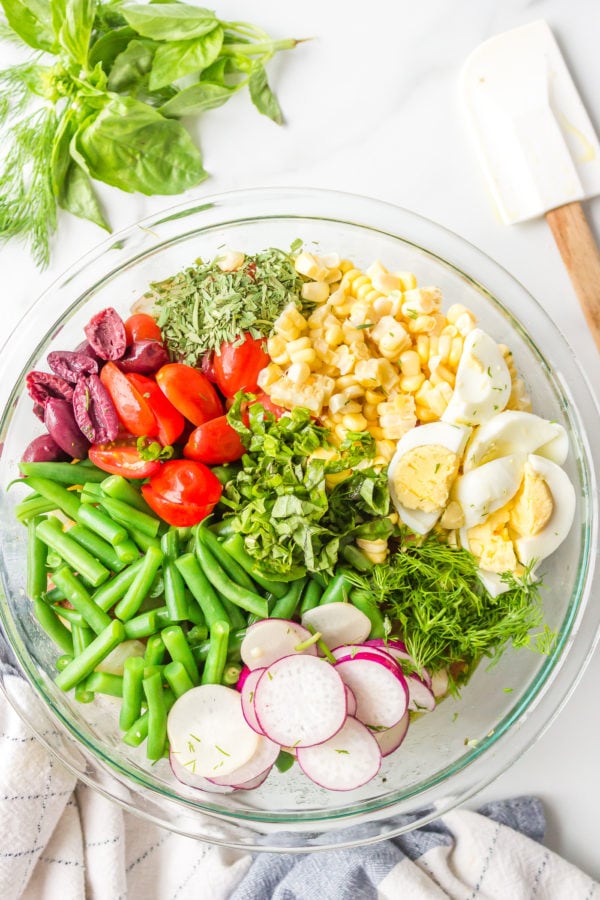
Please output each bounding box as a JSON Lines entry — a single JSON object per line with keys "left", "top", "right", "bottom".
{"left": 1, "top": 660, "right": 597, "bottom": 900}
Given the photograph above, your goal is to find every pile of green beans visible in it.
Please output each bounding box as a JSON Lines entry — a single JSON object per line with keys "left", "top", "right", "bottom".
{"left": 19, "top": 461, "right": 384, "bottom": 761}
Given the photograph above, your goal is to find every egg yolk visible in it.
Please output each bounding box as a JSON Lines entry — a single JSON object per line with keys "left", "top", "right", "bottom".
{"left": 466, "top": 507, "right": 517, "bottom": 573}
{"left": 509, "top": 465, "right": 554, "bottom": 537}
{"left": 391, "top": 445, "right": 460, "bottom": 513}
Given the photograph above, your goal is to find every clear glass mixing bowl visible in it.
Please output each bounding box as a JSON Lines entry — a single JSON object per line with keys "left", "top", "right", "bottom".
{"left": 0, "top": 188, "right": 598, "bottom": 852}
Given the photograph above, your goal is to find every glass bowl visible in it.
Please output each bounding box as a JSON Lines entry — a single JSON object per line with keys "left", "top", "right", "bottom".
{"left": 0, "top": 188, "right": 598, "bottom": 852}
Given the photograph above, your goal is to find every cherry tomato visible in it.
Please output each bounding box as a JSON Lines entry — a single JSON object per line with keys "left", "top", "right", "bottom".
{"left": 99, "top": 362, "right": 158, "bottom": 437}
{"left": 126, "top": 373, "right": 185, "bottom": 446}
{"left": 141, "top": 459, "right": 222, "bottom": 526}
{"left": 89, "top": 438, "right": 162, "bottom": 478}
{"left": 213, "top": 333, "right": 269, "bottom": 397}
{"left": 183, "top": 416, "right": 245, "bottom": 465}
{"left": 124, "top": 313, "right": 163, "bottom": 345}
{"left": 155, "top": 364, "right": 223, "bottom": 426}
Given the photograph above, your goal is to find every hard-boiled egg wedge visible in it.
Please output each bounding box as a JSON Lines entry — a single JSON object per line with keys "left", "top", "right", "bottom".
{"left": 463, "top": 410, "right": 568, "bottom": 471}
{"left": 460, "top": 506, "right": 517, "bottom": 574}
{"left": 442, "top": 328, "right": 511, "bottom": 427}
{"left": 455, "top": 454, "right": 524, "bottom": 529}
{"left": 512, "top": 455, "right": 576, "bottom": 567}
{"left": 388, "top": 422, "right": 471, "bottom": 534}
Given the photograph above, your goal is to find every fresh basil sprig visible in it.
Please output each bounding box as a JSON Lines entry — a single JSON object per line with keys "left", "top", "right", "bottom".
{"left": 0, "top": 0, "right": 301, "bottom": 265}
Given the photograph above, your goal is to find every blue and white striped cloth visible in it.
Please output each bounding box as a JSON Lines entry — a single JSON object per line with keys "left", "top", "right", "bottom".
{"left": 1, "top": 650, "right": 597, "bottom": 900}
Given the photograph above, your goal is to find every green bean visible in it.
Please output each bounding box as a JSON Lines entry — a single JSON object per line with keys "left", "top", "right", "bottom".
{"left": 197, "top": 526, "right": 257, "bottom": 592}
{"left": 91, "top": 557, "right": 145, "bottom": 612}
{"left": 101, "top": 475, "right": 152, "bottom": 513}
{"left": 220, "top": 596, "right": 247, "bottom": 630}
{"left": 68, "top": 524, "right": 126, "bottom": 573}
{"left": 33, "top": 598, "right": 74, "bottom": 655}
{"left": 85, "top": 672, "right": 124, "bottom": 697}
{"left": 161, "top": 530, "right": 188, "bottom": 621}
{"left": 19, "top": 476, "right": 80, "bottom": 520}
{"left": 143, "top": 671, "right": 168, "bottom": 760}
{"left": 222, "top": 663, "right": 242, "bottom": 686}
{"left": 350, "top": 588, "right": 387, "bottom": 639}
{"left": 144, "top": 634, "right": 166, "bottom": 667}
{"left": 119, "top": 656, "right": 145, "bottom": 730}
{"left": 128, "top": 527, "right": 161, "bottom": 553}
{"left": 51, "top": 565, "right": 112, "bottom": 635}
{"left": 114, "top": 546, "right": 164, "bottom": 621}
{"left": 319, "top": 571, "right": 352, "bottom": 605}
{"left": 75, "top": 503, "right": 128, "bottom": 545}
{"left": 154, "top": 606, "right": 175, "bottom": 629}
{"left": 175, "top": 553, "right": 229, "bottom": 629}
{"left": 194, "top": 541, "right": 268, "bottom": 619}
{"left": 341, "top": 543, "right": 374, "bottom": 572}
{"left": 72, "top": 623, "right": 96, "bottom": 703}
{"left": 311, "top": 571, "right": 328, "bottom": 588}
{"left": 221, "top": 534, "right": 287, "bottom": 598}
{"left": 113, "top": 539, "right": 140, "bottom": 565}
{"left": 123, "top": 609, "right": 159, "bottom": 640}
{"left": 55, "top": 620, "right": 125, "bottom": 691}
{"left": 36, "top": 519, "right": 109, "bottom": 588}
{"left": 201, "top": 620, "right": 230, "bottom": 686}
{"left": 186, "top": 624, "right": 208, "bottom": 645}
{"left": 161, "top": 625, "right": 199, "bottom": 684}
{"left": 50, "top": 604, "right": 85, "bottom": 627}
{"left": 27, "top": 515, "right": 48, "bottom": 601}
{"left": 192, "top": 628, "right": 246, "bottom": 664}
{"left": 15, "top": 495, "right": 56, "bottom": 522}
{"left": 44, "top": 586, "right": 66, "bottom": 603}
{"left": 300, "top": 578, "right": 323, "bottom": 615}
{"left": 183, "top": 593, "right": 207, "bottom": 627}
{"left": 164, "top": 660, "right": 194, "bottom": 699}
{"left": 80, "top": 483, "right": 103, "bottom": 503}
{"left": 99, "top": 496, "right": 159, "bottom": 538}
{"left": 122, "top": 688, "right": 175, "bottom": 747}
{"left": 270, "top": 578, "right": 307, "bottom": 620}
{"left": 56, "top": 654, "right": 73, "bottom": 671}
{"left": 19, "top": 461, "right": 107, "bottom": 484}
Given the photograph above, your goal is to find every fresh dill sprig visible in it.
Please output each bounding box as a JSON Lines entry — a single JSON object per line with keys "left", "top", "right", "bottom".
{"left": 347, "top": 532, "right": 552, "bottom": 674}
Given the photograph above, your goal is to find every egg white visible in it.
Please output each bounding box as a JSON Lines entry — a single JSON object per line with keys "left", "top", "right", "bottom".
{"left": 456, "top": 454, "right": 524, "bottom": 529}
{"left": 463, "top": 410, "right": 568, "bottom": 471}
{"left": 514, "top": 454, "right": 576, "bottom": 567}
{"left": 442, "top": 328, "right": 511, "bottom": 427}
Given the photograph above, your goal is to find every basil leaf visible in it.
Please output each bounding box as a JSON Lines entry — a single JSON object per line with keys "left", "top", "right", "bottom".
{"left": 51, "top": 0, "right": 95, "bottom": 65}
{"left": 248, "top": 64, "right": 283, "bottom": 125}
{"left": 107, "top": 39, "right": 156, "bottom": 93}
{"left": 0, "top": 0, "right": 57, "bottom": 51}
{"left": 159, "top": 81, "right": 233, "bottom": 118}
{"left": 149, "top": 24, "right": 223, "bottom": 91}
{"left": 88, "top": 26, "right": 137, "bottom": 70}
{"left": 59, "top": 162, "right": 109, "bottom": 230}
{"left": 74, "top": 95, "right": 206, "bottom": 194}
{"left": 120, "top": 3, "right": 218, "bottom": 41}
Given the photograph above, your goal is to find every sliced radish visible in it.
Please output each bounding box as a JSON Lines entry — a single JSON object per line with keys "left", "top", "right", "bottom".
{"left": 332, "top": 644, "right": 399, "bottom": 667}
{"left": 168, "top": 685, "right": 260, "bottom": 778}
{"left": 297, "top": 717, "right": 382, "bottom": 791}
{"left": 236, "top": 665, "right": 252, "bottom": 692}
{"left": 240, "top": 668, "right": 266, "bottom": 735}
{"left": 234, "top": 768, "right": 272, "bottom": 790}
{"left": 254, "top": 654, "right": 347, "bottom": 748}
{"left": 170, "top": 754, "right": 235, "bottom": 793}
{"left": 240, "top": 619, "right": 317, "bottom": 670}
{"left": 345, "top": 685, "right": 357, "bottom": 717}
{"left": 335, "top": 652, "right": 408, "bottom": 728}
{"left": 372, "top": 712, "right": 410, "bottom": 757}
{"left": 366, "top": 639, "right": 432, "bottom": 687}
{"left": 431, "top": 668, "right": 449, "bottom": 698}
{"left": 406, "top": 674, "right": 436, "bottom": 711}
{"left": 301, "top": 602, "right": 371, "bottom": 648}
{"left": 209, "top": 735, "right": 280, "bottom": 787}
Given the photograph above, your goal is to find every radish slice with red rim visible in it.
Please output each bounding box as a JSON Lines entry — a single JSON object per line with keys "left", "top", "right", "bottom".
{"left": 406, "top": 674, "right": 436, "bottom": 711}
{"left": 372, "top": 712, "right": 410, "bottom": 757}
{"left": 168, "top": 684, "right": 260, "bottom": 778}
{"left": 335, "top": 652, "right": 408, "bottom": 728}
{"left": 208, "top": 735, "right": 280, "bottom": 787}
{"left": 301, "top": 602, "right": 371, "bottom": 648}
{"left": 236, "top": 665, "right": 252, "bottom": 692}
{"left": 170, "top": 753, "right": 235, "bottom": 793}
{"left": 365, "top": 639, "right": 432, "bottom": 687}
{"left": 345, "top": 685, "right": 357, "bottom": 717}
{"left": 241, "top": 619, "right": 317, "bottom": 670}
{"left": 297, "top": 717, "right": 382, "bottom": 791}
{"left": 332, "top": 644, "right": 399, "bottom": 667}
{"left": 233, "top": 767, "right": 272, "bottom": 791}
{"left": 254, "top": 654, "right": 347, "bottom": 748}
{"left": 240, "top": 668, "right": 266, "bottom": 735}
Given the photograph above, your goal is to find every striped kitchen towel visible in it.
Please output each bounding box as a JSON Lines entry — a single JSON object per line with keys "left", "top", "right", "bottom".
{"left": 1, "top": 653, "right": 598, "bottom": 899}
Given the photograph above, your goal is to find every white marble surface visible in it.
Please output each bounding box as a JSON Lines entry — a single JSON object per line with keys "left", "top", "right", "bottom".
{"left": 2, "top": 0, "right": 600, "bottom": 880}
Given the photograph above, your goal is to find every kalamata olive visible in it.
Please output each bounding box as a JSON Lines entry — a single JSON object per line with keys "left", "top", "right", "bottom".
{"left": 44, "top": 398, "right": 90, "bottom": 459}
{"left": 26, "top": 371, "right": 74, "bottom": 407}
{"left": 84, "top": 307, "right": 127, "bottom": 360}
{"left": 73, "top": 340, "right": 102, "bottom": 364}
{"left": 21, "top": 434, "right": 70, "bottom": 463}
{"left": 116, "top": 340, "right": 170, "bottom": 375}
{"left": 73, "top": 374, "right": 119, "bottom": 443}
{"left": 47, "top": 350, "right": 98, "bottom": 383}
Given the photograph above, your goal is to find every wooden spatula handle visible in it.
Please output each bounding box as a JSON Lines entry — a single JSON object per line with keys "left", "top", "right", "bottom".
{"left": 545, "top": 202, "right": 600, "bottom": 351}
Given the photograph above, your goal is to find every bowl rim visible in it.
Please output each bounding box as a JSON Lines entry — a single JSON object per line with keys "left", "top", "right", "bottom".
{"left": 1, "top": 186, "right": 599, "bottom": 850}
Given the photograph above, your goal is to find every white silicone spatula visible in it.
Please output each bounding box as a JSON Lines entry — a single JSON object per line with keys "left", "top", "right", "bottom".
{"left": 461, "top": 20, "right": 600, "bottom": 350}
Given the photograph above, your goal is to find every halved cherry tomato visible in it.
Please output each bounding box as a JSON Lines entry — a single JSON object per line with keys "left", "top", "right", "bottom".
{"left": 126, "top": 373, "right": 185, "bottom": 446}
{"left": 124, "top": 313, "right": 163, "bottom": 345}
{"left": 99, "top": 362, "right": 158, "bottom": 437}
{"left": 155, "top": 364, "right": 223, "bottom": 426}
{"left": 213, "top": 333, "right": 269, "bottom": 398}
{"left": 89, "top": 438, "right": 162, "bottom": 478}
{"left": 183, "top": 415, "right": 245, "bottom": 465}
{"left": 141, "top": 459, "right": 222, "bottom": 526}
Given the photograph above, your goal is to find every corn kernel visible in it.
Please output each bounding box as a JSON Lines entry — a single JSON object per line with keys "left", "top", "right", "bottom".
{"left": 446, "top": 303, "right": 470, "bottom": 324}
{"left": 362, "top": 403, "right": 379, "bottom": 421}
{"left": 364, "top": 388, "right": 384, "bottom": 405}
{"left": 399, "top": 373, "right": 426, "bottom": 393}
{"left": 416, "top": 335, "right": 430, "bottom": 364}
{"left": 454, "top": 312, "right": 476, "bottom": 336}
{"left": 342, "top": 412, "right": 368, "bottom": 431}
{"left": 407, "top": 314, "right": 437, "bottom": 334}
{"left": 449, "top": 336, "right": 463, "bottom": 368}
{"left": 339, "top": 259, "right": 354, "bottom": 273}
{"left": 257, "top": 363, "right": 284, "bottom": 390}
{"left": 367, "top": 424, "right": 385, "bottom": 440}
{"left": 324, "top": 267, "right": 342, "bottom": 284}
{"left": 216, "top": 250, "right": 245, "bottom": 272}
{"left": 394, "top": 271, "right": 417, "bottom": 291}
{"left": 374, "top": 439, "right": 396, "bottom": 461}
{"left": 399, "top": 349, "right": 421, "bottom": 376}
{"left": 301, "top": 281, "right": 330, "bottom": 303}
{"left": 401, "top": 286, "right": 442, "bottom": 316}
{"left": 295, "top": 251, "right": 328, "bottom": 281}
